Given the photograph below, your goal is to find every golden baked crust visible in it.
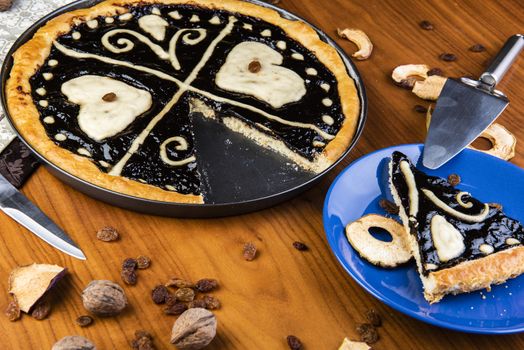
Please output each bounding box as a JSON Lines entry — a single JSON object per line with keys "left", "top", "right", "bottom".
{"left": 6, "top": 0, "right": 360, "bottom": 202}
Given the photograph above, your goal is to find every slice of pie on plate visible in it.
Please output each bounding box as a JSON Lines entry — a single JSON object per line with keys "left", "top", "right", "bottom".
{"left": 5, "top": 0, "right": 360, "bottom": 203}
{"left": 389, "top": 151, "right": 524, "bottom": 303}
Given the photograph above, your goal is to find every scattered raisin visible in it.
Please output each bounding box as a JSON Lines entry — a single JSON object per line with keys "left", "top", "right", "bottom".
{"left": 188, "top": 299, "right": 207, "bottom": 309}
{"left": 136, "top": 255, "right": 151, "bottom": 269}
{"left": 102, "top": 92, "right": 117, "bottom": 102}
{"left": 427, "top": 67, "right": 444, "bottom": 76}
{"left": 419, "top": 20, "right": 434, "bottom": 30}
{"left": 488, "top": 203, "right": 503, "bottom": 210}
{"left": 31, "top": 299, "right": 51, "bottom": 320}
{"left": 96, "top": 226, "right": 119, "bottom": 242}
{"left": 469, "top": 43, "right": 486, "bottom": 52}
{"left": 292, "top": 241, "right": 309, "bottom": 251}
{"left": 243, "top": 242, "right": 258, "bottom": 261}
{"left": 122, "top": 258, "right": 138, "bottom": 270}
{"left": 286, "top": 335, "right": 303, "bottom": 350}
{"left": 195, "top": 279, "right": 218, "bottom": 293}
{"left": 395, "top": 77, "right": 417, "bottom": 89}
{"left": 151, "top": 285, "right": 170, "bottom": 304}
{"left": 165, "top": 294, "right": 177, "bottom": 307}
{"left": 121, "top": 268, "right": 138, "bottom": 285}
{"left": 439, "top": 53, "right": 457, "bottom": 62}
{"left": 164, "top": 302, "right": 188, "bottom": 316}
{"left": 175, "top": 288, "right": 195, "bottom": 302}
{"left": 248, "top": 60, "right": 262, "bottom": 73}
{"left": 414, "top": 104, "right": 428, "bottom": 113}
{"left": 76, "top": 315, "right": 94, "bottom": 327}
{"left": 203, "top": 295, "right": 221, "bottom": 310}
{"left": 5, "top": 300, "right": 20, "bottom": 322}
{"left": 379, "top": 198, "right": 399, "bottom": 215}
{"left": 131, "top": 330, "right": 155, "bottom": 350}
{"left": 165, "top": 278, "right": 194, "bottom": 289}
{"left": 356, "top": 323, "right": 379, "bottom": 344}
{"left": 447, "top": 174, "right": 461, "bottom": 186}
{"left": 364, "top": 309, "right": 382, "bottom": 327}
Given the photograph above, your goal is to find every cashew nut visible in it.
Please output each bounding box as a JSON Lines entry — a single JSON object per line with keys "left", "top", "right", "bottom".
{"left": 337, "top": 28, "right": 373, "bottom": 60}
{"left": 469, "top": 123, "right": 516, "bottom": 160}
{"left": 392, "top": 64, "right": 430, "bottom": 84}
{"left": 412, "top": 75, "right": 447, "bottom": 100}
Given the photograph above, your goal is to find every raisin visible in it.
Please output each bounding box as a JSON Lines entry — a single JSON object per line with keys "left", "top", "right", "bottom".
{"left": 356, "top": 323, "right": 379, "bottom": 344}
{"left": 122, "top": 258, "right": 138, "bottom": 270}
{"left": 102, "top": 92, "right": 117, "bottom": 102}
{"left": 447, "top": 173, "right": 461, "bottom": 186}
{"left": 135, "top": 330, "right": 153, "bottom": 340}
{"left": 248, "top": 60, "right": 262, "bottom": 73}
{"left": 131, "top": 330, "right": 155, "bottom": 350}
{"left": 5, "top": 300, "right": 20, "bottom": 322}
{"left": 379, "top": 198, "right": 399, "bottom": 215}
{"left": 203, "top": 295, "right": 221, "bottom": 310}
{"left": 427, "top": 67, "right": 444, "bottom": 76}
{"left": 243, "top": 242, "right": 257, "bottom": 261}
{"left": 439, "top": 53, "right": 457, "bottom": 62}
{"left": 292, "top": 241, "right": 309, "bottom": 251}
{"left": 151, "top": 285, "right": 169, "bottom": 304}
{"left": 165, "top": 278, "right": 194, "bottom": 289}
{"left": 188, "top": 299, "right": 207, "bottom": 309}
{"left": 195, "top": 279, "right": 218, "bottom": 293}
{"left": 121, "top": 268, "right": 138, "bottom": 285}
{"left": 76, "top": 315, "right": 94, "bottom": 327}
{"left": 469, "top": 43, "right": 486, "bottom": 52}
{"left": 419, "top": 20, "right": 434, "bottom": 30}
{"left": 31, "top": 299, "right": 51, "bottom": 320}
{"left": 164, "top": 302, "right": 188, "bottom": 315}
{"left": 96, "top": 226, "right": 119, "bottom": 242}
{"left": 165, "top": 294, "right": 177, "bottom": 307}
{"left": 414, "top": 104, "right": 428, "bottom": 114}
{"left": 286, "top": 335, "right": 303, "bottom": 350}
{"left": 364, "top": 309, "right": 382, "bottom": 327}
{"left": 175, "top": 288, "right": 195, "bottom": 302}
{"left": 136, "top": 255, "right": 151, "bottom": 269}
{"left": 395, "top": 77, "right": 417, "bottom": 89}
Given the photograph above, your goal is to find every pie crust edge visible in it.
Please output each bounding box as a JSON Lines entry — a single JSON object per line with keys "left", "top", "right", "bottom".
{"left": 6, "top": 0, "right": 360, "bottom": 203}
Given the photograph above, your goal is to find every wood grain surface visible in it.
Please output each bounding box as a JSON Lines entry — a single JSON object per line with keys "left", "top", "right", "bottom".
{"left": 0, "top": 0, "right": 523, "bottom": 349}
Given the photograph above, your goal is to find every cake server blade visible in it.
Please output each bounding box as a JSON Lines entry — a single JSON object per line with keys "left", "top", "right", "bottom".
{"left": 423, "top": 34, "right": 523, "bottom": 169}
{"left": 0, "top": 174, "right": 86, "bottom": 260}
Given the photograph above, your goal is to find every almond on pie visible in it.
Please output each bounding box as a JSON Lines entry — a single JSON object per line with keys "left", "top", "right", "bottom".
{"left": 5, "top": 0, "right": 360, "bottom": 203}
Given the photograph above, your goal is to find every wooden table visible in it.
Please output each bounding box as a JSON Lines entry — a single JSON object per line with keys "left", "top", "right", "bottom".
{"left": 0, "top": 0, "right": 523, "bottom": 349}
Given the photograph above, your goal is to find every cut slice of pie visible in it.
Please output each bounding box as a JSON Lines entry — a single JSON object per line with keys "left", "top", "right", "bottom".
{"left": 389, "top": 151, "right": 524, "bottom": 303}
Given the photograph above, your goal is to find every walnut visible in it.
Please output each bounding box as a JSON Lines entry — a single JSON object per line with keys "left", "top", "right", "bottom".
{"left": 52, "top": 335, "right": 96, "bottom": 350}
{"left": 170, "top": 308, "right": 217, "bottom": 350}
{"left": 82, "top": 280, "right": 127, "bottom": 316}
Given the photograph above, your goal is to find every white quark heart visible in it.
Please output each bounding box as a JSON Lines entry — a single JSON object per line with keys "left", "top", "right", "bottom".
{"left": 215, "top": 42, "right": 306, "bottom": 109}
{"left": 61, "top": 75, "right": 153, "bottom": 141}
{"left": 138, "top": 14, "right": 169, "bottom": 41}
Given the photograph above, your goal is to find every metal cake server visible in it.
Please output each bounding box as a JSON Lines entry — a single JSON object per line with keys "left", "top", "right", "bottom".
{"left": 0, "top": 174, "right": 86, "bottom": 260}
{"left": 423, "top": 34, "right": 524, "bottom": 169}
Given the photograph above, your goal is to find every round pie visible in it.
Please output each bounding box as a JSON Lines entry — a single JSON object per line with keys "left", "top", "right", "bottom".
{"left": 5, "top": 0, "right": 360, "bottom": 203}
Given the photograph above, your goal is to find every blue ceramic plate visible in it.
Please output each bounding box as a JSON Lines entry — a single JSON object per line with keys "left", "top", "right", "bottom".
{"left": 323, "top": 144, "right": 524, "bottom": 334}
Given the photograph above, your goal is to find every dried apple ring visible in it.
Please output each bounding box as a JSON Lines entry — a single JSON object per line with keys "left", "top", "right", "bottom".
{"left": 469, "top": 123, "right": 516, "bottom": 161}
{"left": 345, "top": 214, "right": 411, "bottom": 268}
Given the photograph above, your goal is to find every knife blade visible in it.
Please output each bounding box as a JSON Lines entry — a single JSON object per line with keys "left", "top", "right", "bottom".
{"left": 423, "top": 34, "right": 524, "bottom": 169}
{"left": 0, "top": 174, "right": 86, "bottom": 260}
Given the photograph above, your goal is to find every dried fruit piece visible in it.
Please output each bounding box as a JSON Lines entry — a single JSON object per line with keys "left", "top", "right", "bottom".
{"left": 131, "top": 330, "right": 155, "bottom": 350}
{"left": 413, "top": 75, "right": 447, "bottom": 100}
{"left": 151, "top": 285, "right": 170, "bottom": 304}
{"left": 203, "top": 295, "right": 221, "bottom": 310}
{"left": 164, "top": 302, "right": 188, "bottom": 316}
{"left": 166, "top": 278, "right": 194, "bottom": 289}
{"left": 195, "top": 279, "right": 218, "bottom": 293}
{"left": 395, "top": 78, "right": 418, "bottom": 89}
{"left": 188, "top": 299, "right": 207, "bottom": 309}
{"left": 427, "top": 67, "right": 444, "bottom": 76}
{"left": 488, "top": 203, "right": 503, "bottom": 210}
{"left": 248, "top": 60, "right": 262, "bottom": 73}
{"left": 292, "top": 241, "right": 309, "bottom": 251}
{"left": 364, "top": 309, "right": 382, "bottom": 327}
{"left": 96, "top": 226, "right": 120, "bottom": 242}
{"left": 243, "top": 242, "right": 258, "bottom": 261}
{"left": 286, "top": 335, "right": 303, "bottom": 350}
{"left": 9, "top": 263, "right": 67, "bottom": 313}
{"left": 356, "top": 323, "right": 379, "bottom": 344}
{"left": 136, "top": 255, "right": 151, "bottom": 269}
{"left": 469, "top": 123, "right": 516, "bottom": 160}
{"left": 102, "top": 92, "right": 117, "bottom": 102}
{"left": 52, "top": 336, "right": 96, "bottom": 350}
{"left": 414, "top": 104, "right": 428, "bottom": 114}
{"left": 165, "top": 294, "right": 177, "bottom": 307}
{"left": 419, "top": 20, "right": 434, "bottom": 30}
{"left": 379, "top": 198, "right": 399, "bottom": 215}
{"left": 31, "top": 299, "right": 51, "bottom": 320}
{"left": 122, "top": 258, "right": 138, "bottom": 270}
{"left": 175, "top": 287, "right": 195, "bottom": 302}
{"left": 5, "top": 300, "right": 21, "bottom": 322}
{"left": 0, "top": 0, "right": 13, "bottom": 12}
{"left": 170, "top": 308, "right": 217, "bottom": 349}
{"left": 76, "top": 315, "right": 94, "bottom": 327}
{"left": 121, "top": 258, "right": 138, "bottom": 285}
{"left": 82, "top": 280, "right": 128, "bottom": 316}
{"left": 392, "top": 64, "right": 430, "bottom": 89}
{"left": 338, "top": 337, "right": 371, "bottom": 350}
{"left": 337, "top": 28, "right": 373, "bottom": 60}
{"left": 469, "top": 43, "right": 486, "bottom": 52}
{"left": 439, "top": 53, "right": 457, "bottom": 62}
{"left": 447, "top": 174, "right": 461, "bottom": 187}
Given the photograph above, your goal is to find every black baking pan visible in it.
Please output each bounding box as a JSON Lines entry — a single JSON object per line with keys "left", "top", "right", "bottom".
{"left": 0, "top": 0, "right": 367, "bottom": 218}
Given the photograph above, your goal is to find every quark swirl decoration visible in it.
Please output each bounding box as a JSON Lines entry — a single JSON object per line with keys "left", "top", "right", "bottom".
{"left": 160, "top": 136, "right": 196, "bottom": 166}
